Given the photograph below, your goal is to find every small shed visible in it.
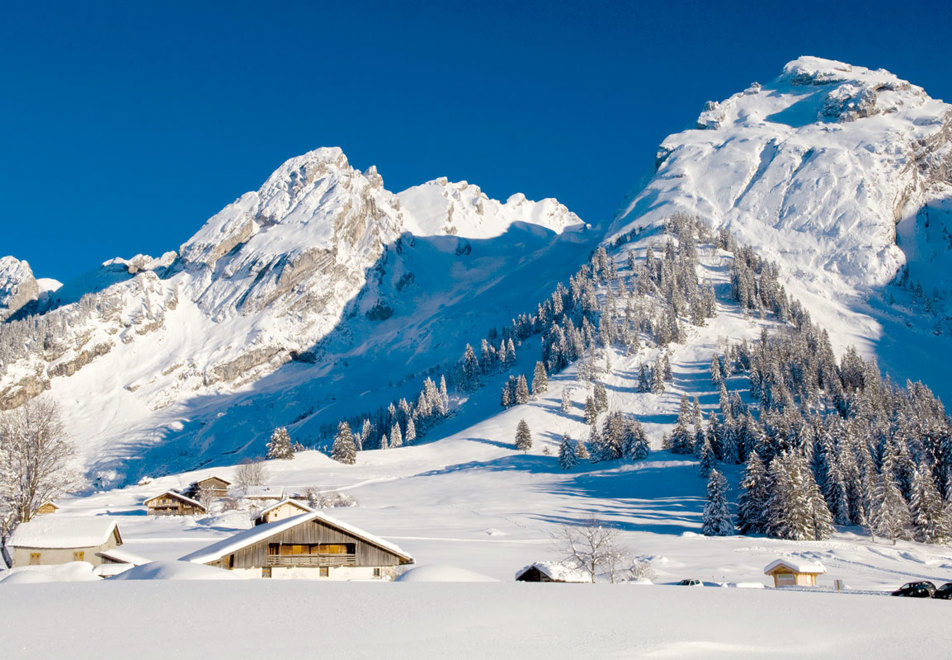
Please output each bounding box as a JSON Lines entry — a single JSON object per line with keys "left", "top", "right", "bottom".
{"left": 192, "top": 476, "right": 231, "bottom": 499}
{"left": 35, "top": 501, "right": 59, "bottom": 515}
{"left": 144, "top": 490, "right": 207, "bottom": 516}
{"left": 515, "top": 561, "right": 589, "bottom": 583}
{"left": 254, "top": 498, "right": 315, "bottom": 526}
{"left": 8, "top": 517, "right": 123, "bottom": 567}
{"left": 764, "top": 558, "right": 826, "bottom": 587}
{"left": 180, "top": 511, "right": 414, "bottom": 580}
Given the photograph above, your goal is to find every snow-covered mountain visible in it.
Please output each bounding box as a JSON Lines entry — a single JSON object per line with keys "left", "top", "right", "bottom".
{"left": 611, "top": 56, "right": 952, "bottom": 399}
{"left": 0, "top": 147, "right": 587, "bottom": 479}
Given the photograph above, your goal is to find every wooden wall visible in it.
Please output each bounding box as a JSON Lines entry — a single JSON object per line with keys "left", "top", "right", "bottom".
{"left": 227, "top": 519, "right": 409, "bottom": 569}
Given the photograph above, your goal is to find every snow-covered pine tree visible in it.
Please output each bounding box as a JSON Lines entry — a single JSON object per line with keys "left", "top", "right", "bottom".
{"left": 624, "top": 419, "right": 650, "bottom": 460}
{"left": 911, "top": 469, "right": 952, "bottom": 544}
{"left": 698, "top": 437, "right": 716, "bottom": 477}
{"left": 650, "top": 360, "right": 665, "bottom": 394}
{"left": 702, "top": 468, "right": 734, "bottom": 536}
{"left": 584, "top": 396, "right": 599, "bottom": 426}
{"left": 637, "top": 365, "right": 650, "bottom": 393}
{"left": 869, "top": 471, "right": 912, "bottom": 543}
{"left": 515, "top": 374, "right": 530, "bottom": 404}
{"left": 576, "top": 436, "right": 591, "bottom": 461}
{"left": 558, "top": 434, "right": 577, "bottom": 470}
{"left": 379, "top": 433, "right": 389, "bottom": 450}
{"left": 462, "top": 343, "right": 480, "bottom": 389}
{"left": 438, "top": 375, "right": 450, "bottom": 415}
{"left": 266, "top": 426, "right": 294, "bottom": 460}
{"left": 405, "top": 417, "right": 416, "bottom": 445}
{"left": 737, "top": 451, "right": 769, "bottom": 534}
{"left": 532, "top": 361, "right": 549, "bottom": 395}
{"left": 560, "top": 388, "right": 572, "bottom": 413}
{"left": 515, "top": 419, "right": 532, "bottom": 453}
{"left": 593, "top": 382, "right": 609, "bottom": 412}
{"left": 390, "top": 421, "right": 403, "bottom": 448}
{"left": 668, "top": 420, "right": 694, "bottom": 455}
{"left": 331, "top": 422, "right": 357, "bottom": 465}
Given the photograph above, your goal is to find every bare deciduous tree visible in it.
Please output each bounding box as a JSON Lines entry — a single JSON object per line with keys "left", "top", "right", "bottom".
{"left": 233, "top": 457, "right": 268, "bottom": 492}
{"left": 0, "top": 399, "right": 78, "bottom": 555}
{"left": 554, "top": 518, "right": 630, "bottom": 583}
{"left": 196, "top": 486, "right": 217, "bottom": 513}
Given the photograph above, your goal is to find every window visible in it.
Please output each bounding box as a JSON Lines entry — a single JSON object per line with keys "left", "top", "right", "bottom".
{"left": 320, "top": 567, "right": 329, "bottom": 577}
{"left": 73, "top": 551, "right": 85, "bottom": 561}
{"left": 262, "top": 567, "right": 272, "bottom": 578}
{"left": 29, "top": 552, "right": 41, "bottom": 565}
{"left": 373, "top": 568, "right": 382, "bottom": 577}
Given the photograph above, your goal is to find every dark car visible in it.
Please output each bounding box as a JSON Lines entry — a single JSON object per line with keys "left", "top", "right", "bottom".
{"left": 891, "top": 581, "right": 936, "bottom": 598}
{"left": 675, "top": 579, "right": 702, "bottom": 587}
{"left": 932, "top": 583, "right": 952, "bottom": 600}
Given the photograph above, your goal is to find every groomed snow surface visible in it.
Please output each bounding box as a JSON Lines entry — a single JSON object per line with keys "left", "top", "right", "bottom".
{"left": 2, "top": 580, "right": 951, "bottom": 658}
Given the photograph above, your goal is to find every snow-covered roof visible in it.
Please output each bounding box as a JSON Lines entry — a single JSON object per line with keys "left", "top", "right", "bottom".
{"left": 8, "top": 517, "right": 122, "bottom": 549}
{"left": 97, "top": 548, "right": 150, "bottom": 566}
{"left": 242, "top": 486, "right": 284, "bottom": 499}
{"left": 516, "top": 561, "right": 589, "bottom": 583}
{"left": 180, "top": 511, "right": 413, "bottom": 564}
{"left": 255, "top": 498, "right": 314, "bottom": 518}
{"left": 196, "top": 476, "right": 231, "bottom": 487}
{"left": 764, "top": 558, "right": 827, "bottom": 575}
{"left": 144, "top": 490, "right": 205, "bottom": 510}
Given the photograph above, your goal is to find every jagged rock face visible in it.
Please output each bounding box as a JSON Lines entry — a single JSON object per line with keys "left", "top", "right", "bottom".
{"left": 0, "top": 146, "right": 587, "bottom": 474}
{"left": 615, "top": 56, "right": 952, "bottom": 296}
{"left": 0, "top": 257, "right": 40, "bottom": 321}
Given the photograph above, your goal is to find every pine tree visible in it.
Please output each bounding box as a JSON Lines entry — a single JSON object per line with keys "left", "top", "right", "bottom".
{"left": 390, "top": 421, "right": 403, "bottom": 448}
{"left": 558, "top": 434, "right": 577, "bottom": 470}
{"left": 438, "top": 375, "right": 450, "bottom": 414}
{"left": 532, "top": 361, "right": 549, "bottom": 395}
{"left": 593, "top": 382, "right": 609, "bottom": 412}
{"left": 668, "top": 420, "right": 694, "bottom": 455}
{"left": 650, "top": 360, "right": 665, "bottom": 394}
{"left": 576, "top": 436, "right": 591, "bottom": 461}
{"left": 698, "top": 437, "right": 716, "bottom": 477}
{"left": 379, "top": 433, "right": 389, "bottom": 450}
{"left": 515, "top": 375, "right": 530, "bottom": 404}
{"left": 737, "top": 451, "right": 769, "bottom": 534}
{"left": 515, "top": 419, "right": 532, "bottom": 453}
{"left": 266, "top": 426, "right": 294, "bottom": 460}
{"left": 462, "top": 343, "right": 480, "bottom": 387}
{"left": 869, "top": 471, "right": 912, "bottom": 543}
{"left": 911, "top": 469, "right": 952, "bottom": 544}
{"left": 500, "top": 383, "right": 511, "bottom": 408}
{"left": 404, "top": 417, "right": 417, "bottom": 445}
{"left": 637, "top": 365, "right": 650, "bottom": 393}
{"left": 584, "top": 396, "right": 599, "bottom": 426}
{"left": 331, "top": 422, "right": 357, "bottom": 465}
{"left": 560, "top": 388, "right": 572, "bottom": 413}
{"left": 624, "top": 419, "right": 650, "bottom": 460}
{"left": 702, "top": 468, "right": 734, "bottom": 536}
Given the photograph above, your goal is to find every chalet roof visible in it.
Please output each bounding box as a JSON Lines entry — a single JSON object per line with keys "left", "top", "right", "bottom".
{"left": 242, "top": 486, "right": 285, "bottom": 500}
{"left": 180, "top": 511, "right": 414, "bottom": 564}
{"left": 196, "top": 476, "right": 231, "bottom": 487}
{"left": 8, "top": 517, "right": 122, "bottom": 549}
{"left": 515, "top": 561, "right": 589, "bottom": 583}
{"left": 764, "top": 558, "right": 827, "bottom": 575}
{"left": 97, "top": 548, "right": 150, "bottom": 566}
{"left": 255, "top": 498, "right": 315, "bottom": 518}
{"left": 144, "top": 490, "right": 206, "bottom": 510}
{"left": 38, "top": 500, "right": 59, "bottom": 510}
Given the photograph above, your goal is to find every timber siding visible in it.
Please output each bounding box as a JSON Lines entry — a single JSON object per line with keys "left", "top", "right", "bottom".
{"left": 214, "top": 519, "right": 405, "bottom": 570}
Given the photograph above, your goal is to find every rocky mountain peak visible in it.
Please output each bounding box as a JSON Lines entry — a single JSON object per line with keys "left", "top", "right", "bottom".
{"left": 0, "top": 256, "right": 39, "bottom": 321}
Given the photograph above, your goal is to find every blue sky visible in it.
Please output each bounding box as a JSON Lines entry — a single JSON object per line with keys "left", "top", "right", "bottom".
{"left": 2, "top": 0, "right": 950, "bottom": 282}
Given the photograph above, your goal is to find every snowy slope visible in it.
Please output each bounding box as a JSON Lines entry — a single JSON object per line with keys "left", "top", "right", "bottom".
{"left": 611, "top": 56, "right": 952, "bottom": 400}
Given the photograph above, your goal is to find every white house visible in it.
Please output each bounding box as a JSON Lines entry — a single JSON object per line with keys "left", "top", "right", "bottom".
{"left": 8, "top": 517, "right": 123, "bottom": 567}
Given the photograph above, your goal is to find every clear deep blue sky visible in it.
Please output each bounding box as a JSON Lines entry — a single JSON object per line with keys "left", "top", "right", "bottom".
{"left": 2, "top": 0, "right": 950, "bottom": 282}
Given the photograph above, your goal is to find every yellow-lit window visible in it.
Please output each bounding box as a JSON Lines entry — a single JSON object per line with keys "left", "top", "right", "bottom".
{"left": 319, "top": 567, "right": 329, "bottom": 577}
{"left": 29, "top": 552, "right": 41, "bottom": 565}
{"left": 73, "top": 551, "right": 84, "bottom": 561}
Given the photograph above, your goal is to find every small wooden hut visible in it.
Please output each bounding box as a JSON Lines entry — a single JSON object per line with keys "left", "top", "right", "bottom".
{"left": 144, "top": 490, "right": 207, "bottom": 516}
{"left": 515, "top": 562, "right": 589, "bottom": 583}
{"left": 193, "top": 476, "right": 231, "bottom": 499}
{"left": 180, "top": 511, "right": 414, "bottom": 580}
{"left": 35, "top": 501, "right": 59, "bottom": 515}
{"left": 764, "top": 558, "right": 826, "bottom": 587}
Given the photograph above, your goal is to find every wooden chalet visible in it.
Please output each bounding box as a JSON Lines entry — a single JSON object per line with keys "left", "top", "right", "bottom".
{"left": 144, "top": 490, "right": 207, "bottom": 516}
{"left": 515, "top": 561, "right": 589, "bottom": 583}
{"left": 35, "top": 501, "right": 59, "bottom": 515}
{"left": 8, "top": 517, "right": 123, "bottom": 567}
{"left": 193, "top": 476, "right": 231, "bottom": 499}
{"left": 180, "top": 511, "right": 414, "bottom": 580}
{"left": 254, "top": 498, "right": 315, "bottom": 526}
{"left": 764, "top": 558, "right": 826, "bottom": 587}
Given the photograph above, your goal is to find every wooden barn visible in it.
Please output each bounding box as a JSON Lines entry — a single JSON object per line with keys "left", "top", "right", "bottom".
{"left": 254, "top": 498, "right": 315, "bottom": 526}
{"left": 7, "top": 517, "right": 123, "bottom": 567}
{"left": 764, "top": 558, "right": 826, "bottom": 587}
{"left": 180, "top": 511, "right": 414, "bottom": 580}
{"left": 193, "top": 476, "right": 231, "bottom": 499}
{"left": 515, "top": 562, "right": 589, "bottom": 583}
{"left": 144, "top": 490, "right": 207, "bottom": 516}
{"left": 35, "top": 501, "right": 59, "bottom": 515}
